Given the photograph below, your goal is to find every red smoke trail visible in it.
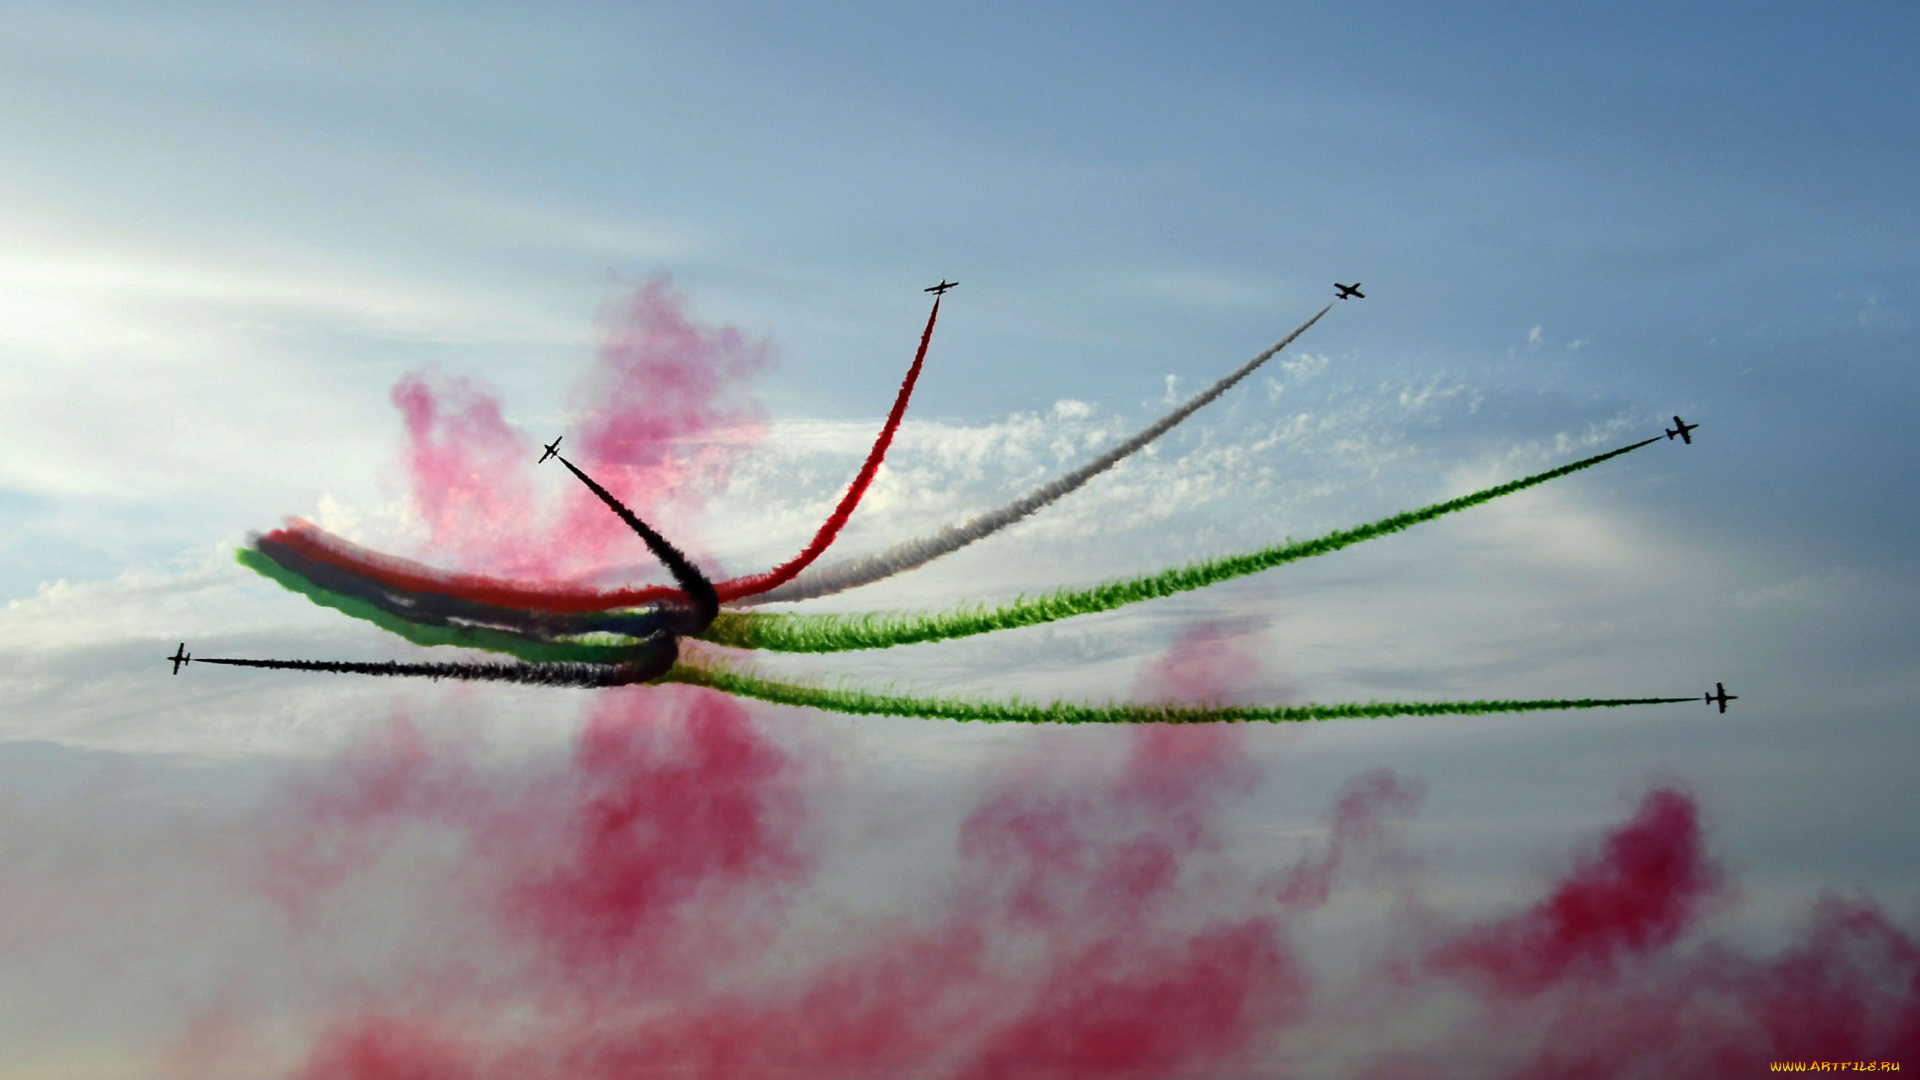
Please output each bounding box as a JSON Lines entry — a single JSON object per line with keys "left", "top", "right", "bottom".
{"left": 265, "top": 282, "right": 939, "bottom": 613}
{"left": 707, "top": 293, "right": 941, "bottom": 602}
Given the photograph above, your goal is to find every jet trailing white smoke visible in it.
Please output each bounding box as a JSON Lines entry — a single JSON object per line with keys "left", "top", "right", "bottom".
{"left": 740, "top": 303, "right": 1335, "bottom": 605}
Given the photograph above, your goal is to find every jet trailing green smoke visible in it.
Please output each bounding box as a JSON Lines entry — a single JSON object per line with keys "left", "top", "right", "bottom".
{"left": 696, "top": 435, "right": 1664, "bottom": 653}
{"left": 662, "top": 657, "right": 1694, "bottom": 724}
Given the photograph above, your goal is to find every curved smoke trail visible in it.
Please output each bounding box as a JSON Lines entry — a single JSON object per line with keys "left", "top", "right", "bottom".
{"left": 234, "top": 452, "right": 704, "bottom": 667}
{"left": 712, "top": 294, "right": 943, "bottom": 601}
{"left": 741, "top": 302, "right": 1335, "bottom": 606}
{"left": 257, "top": 295, "right": 945, "bottom": 613}
{"left": 662, "top": 658, "right": 1695, "bottom": 724}
{"left": 698, "top": 435, "right": 1665, "bottom": 653}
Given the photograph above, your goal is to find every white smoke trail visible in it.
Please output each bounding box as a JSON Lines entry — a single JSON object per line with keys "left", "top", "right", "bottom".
{"left": 740, "top": 303, "right": 1336, "bottom": 605}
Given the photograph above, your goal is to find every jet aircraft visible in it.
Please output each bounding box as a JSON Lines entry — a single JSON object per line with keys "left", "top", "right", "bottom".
{"left": 168, "top": 643, "right": 191, "bottom": 674}
{"left": 1334, "top": 282, "right": 1364, "bottom": 299}
{"left": 539, "top": 436, "right": 562, "bottom": 464}
{"left": 1666, "top": 416, "right": 1699, "bottom": 444}
{"left": 925, "top": 279, "right": 958, "bottom": 296}
{"left": 1705, "top": 682, "right": 1737, "bottom": 713}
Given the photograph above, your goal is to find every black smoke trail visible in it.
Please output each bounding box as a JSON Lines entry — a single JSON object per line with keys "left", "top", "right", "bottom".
{"left": 556, "top": 455, "right": 719, "bottom": 632}
{"left": 194, "top": 655, "right": 661, "bottom": 688}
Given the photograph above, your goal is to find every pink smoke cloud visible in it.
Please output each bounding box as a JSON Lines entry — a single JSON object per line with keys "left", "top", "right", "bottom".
{"left": 391, "top": 275, "right": 771, "bottom": 581}
{"left": 1428, "top": 786, "right": 1723, "bottom": 996}
{"left": 1358, "top": 787, "right": 1920, "bottom": 1078}
{"left": 392, "top": 372, "right": 550, "bottom": 577}
{"left": 203, "top": 625, "right": 1325, "bottom": 1078}
{"left": 86, "top": 618, "right": 1873, "bottom": 1076}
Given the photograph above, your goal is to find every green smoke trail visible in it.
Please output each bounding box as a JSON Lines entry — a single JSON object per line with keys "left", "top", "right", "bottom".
{"left": 695, "top": 435, "right": 1664, "bottom": 653}
{"left": 661, "top": 657, "right": 1694, "bottom": 724}
{"left": 235, "top": 548, "right": 640, "bottom": 664}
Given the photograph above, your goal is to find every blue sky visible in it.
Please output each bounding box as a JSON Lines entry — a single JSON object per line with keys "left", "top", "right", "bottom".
{"left": 1, "top": 3, "right": 1916, "bottom": 1075}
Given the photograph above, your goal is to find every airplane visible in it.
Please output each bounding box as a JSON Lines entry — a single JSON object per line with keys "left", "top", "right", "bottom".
{"left": 539, "top": 436, "right": 562, "bottom": 464}
{"left": 1665, "top": 416, "right": 1699, "bottom": 444}
{"left": 1334, "top": 282, "right": 1364, "bottom": 300}
{"left": 925, "top": 279, "right": 958, "bottom": 296}
{"left": 1705, "top": 682, "right": 1737, "bottom": 713}
{"left": 168, "top": 643, "right": 191, "bottom": 675}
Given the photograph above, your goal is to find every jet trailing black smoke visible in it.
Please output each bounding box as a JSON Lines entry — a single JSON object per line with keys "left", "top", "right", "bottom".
{"left": 194, "top": 655, "right": 661, "bottom": 688}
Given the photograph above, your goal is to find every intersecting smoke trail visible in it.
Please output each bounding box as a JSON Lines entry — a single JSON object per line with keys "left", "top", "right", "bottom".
{"left": 699, "top": 435, "right": 1666, "bottom": 652}
{"left": 745, "top": 303, "right": 1335, "bottom": 605}
{"left": 258, "top": 294, "right": 941, "bottom": 615}
{"left": 236, "top": 449, "right": 719, "bottom": 663}
{"left": 195, "top": 655, "right": 650, "bottom": 687}
{"left": 662, "top": 658, "right": 1693, "bottom": 724}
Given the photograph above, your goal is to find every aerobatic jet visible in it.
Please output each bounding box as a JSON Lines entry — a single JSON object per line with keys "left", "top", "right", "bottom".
{"left": 1705, "top": 682, "right": 1737, "bottom": 713}
{"left": 168, "top": 643, "right": 191, "bottom": 674}
{"left": 1666, "top": 416, "right": 1699, "bottom": 444}
{"left": 539, "top": 436, "right": 562, "bottom": 464}
{"left": 1334, "top": 282, "right": 1364, "bottom": 299}
{"left": 925, "top": 279, "right": 958, "bottom": 296}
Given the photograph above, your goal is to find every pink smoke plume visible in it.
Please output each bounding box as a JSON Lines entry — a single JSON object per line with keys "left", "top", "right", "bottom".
{"left": 392, "top": 372, "right": 552, "bottom": 578}
{"left": 560, "top": 279, "right": 772, "bottom": 563}
{"left": 1427, "top": 786, "right": 1722, "bottom": 996}
{"left": 392, "top": 275, "right": 771, "bottom": 580}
